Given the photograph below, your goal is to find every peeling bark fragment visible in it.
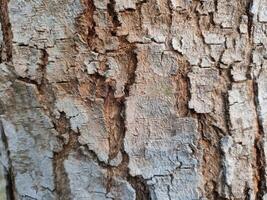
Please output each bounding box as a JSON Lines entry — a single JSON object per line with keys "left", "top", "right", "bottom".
{"left": 228, "top": 82, "right": 258, "bottom": 134}
{"left": 9, "top": 0, "right": 83, "bottom": 47}
{"left": 140, "top": 0, "right": 171, "bottom": 43}
{"left": 124, "top": 43, "right": 202, "bottom": 198}
{"left": 115, "top": 0, "right": 138, "bottom": 11}
{"left": 105, "top": 55, "right": 131, "bottom": 98}
{"left": 0, "top": 66, "right": 62, "bottom": 200}
{"left": 258, "top": 1, "right": 267, "bottom": 22}
{"left": 213, "top": 0, "right": 238, "bottom": 28}
{"left": 64, "top": 152, "right": 135, "bottom": 200}
{"left": 55, "top": 96, "right": 109, "bottom": 163}
{"left": 2, "top": 0, "right": 267, "bottom": 199}
{"left": 188, "top": 67, "right": 219, "bottom": 114}
{"left": 196, "top": 0, "right": 215, "bottom": 15}
{"left": 219, "top": 81, "right": 258, "bottom": 199}
{"left": 148, "top": 169, "right": 201, "bottom": 200}
{"left": 126, "top": 116, "right": 199, "bottom": 178}
{"left": 9, "top": 0, "right": 85, "bottom": 83}
{"left": 125, "top": 110, "right": 202, "bottom": 198}
{"left": 13, "top": 46, "right": 44, "bottom": 83}
{"left": 220, "top": 135, "right": 256, "bottom": 199}
{"left": 240, "top": 15, "right": 248, "bottom": 34}
{"left": 203, "top": 32, "right": 225, "bottom": 45}
{"left": 172, "top": 33, "right": 205, "bottom": 65}
{"left": 117, "top": 8, "right": 146, "bottom": 43}
{"left": 170, "top": 0, "right": 193, "bottom": 11}
{"left": 221, "top": 36, "right": 247, "bottom": 66}
{"left": 253, "top": 23, "right": 267, "bottom": 45}
{"left": 64, "top": 152, "right": 108, "bottom": 200}
{"left": 250, "top": 0, "right": 261, "bottom": 17}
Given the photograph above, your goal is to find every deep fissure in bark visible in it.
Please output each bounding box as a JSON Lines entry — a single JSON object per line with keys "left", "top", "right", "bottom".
{"left": 246, "top": 0, "right": 254, "bottom": 40}
{"left": 39, "top": 49, "right": 49, "bottom": 85}
{"left": 104, "top": 86, "right": 125, "bottom": 161}
{"left": 0, "top": 0, "right": 12, "bottom": 62}
{"left": 52, "top": 113, "right": 78, "bottom": 200}
{"left": 107, "top": 0, "right": 121, "bottom": 36}
{"left": 174, "top": 58, "right": 191, "bottom": 117}
{"left": 77, "top": 0, "right": 96, "bottom": 48}
{"left": 2, "top": 0, "right": 267, "bottom": 199}
{"left": 127, "top": 175, "right": 151, "bottom": 200}
{"left": 80, "top": 0, "right": 151, "bottom": 196}
{"left": 252, "top": 79, "right": 266, "bottom": 200}
{"left": 92, "top": 46, "right": 151, "bottom": 199}
{"left": 14, "top": 48, "right": 75, "bottom": 199}
{"left": 0, "top": 121, "right": 15, "bottom": 200}
{"left": 196, "top": 113, "right": 223, "bottom": 199}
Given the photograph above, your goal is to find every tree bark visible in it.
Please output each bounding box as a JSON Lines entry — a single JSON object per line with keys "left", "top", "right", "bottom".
{"left": 0, "top": 0, "right": 267, "bottom": 199}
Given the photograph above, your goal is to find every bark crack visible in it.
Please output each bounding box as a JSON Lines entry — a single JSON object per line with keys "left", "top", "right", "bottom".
{"left": 107, "top": 0, "right": 121, "bottom": 36}
{"left": 252, "top": 79, "right": 266, "bottom": 200}
{"left": 174, "top": 58, "right": 192, "bottom": 117}
{"left": 52, "top": 112, "right": 79, "bottom": 200}
{"left": 246, "top": 0, "right": 254, "bottom": 40}
{"left": 0, "top": 120, "right": 15, "bottom": 200}
{"left": 127, "top": 174, "right": 151, "bottom": 200}
{"left": 77, "top": 0, "right": 96, "bottom": 48}
{"left": 0, "top": 0, "right": 12, "bottom": 62}
{"left": 14, "top": 48, "right": 75, "bottom": 199}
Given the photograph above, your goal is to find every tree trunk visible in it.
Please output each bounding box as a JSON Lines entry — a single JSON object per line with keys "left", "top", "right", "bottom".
{"left": 0, "top": 0, "right": 266, "bottom": 199}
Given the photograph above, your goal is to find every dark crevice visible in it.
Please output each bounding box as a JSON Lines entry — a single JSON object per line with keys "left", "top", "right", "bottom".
{"left": 76, "top": 0, "right": 96, "bottom": 49}
{"left": 39, "top": 49, "right": 49, "bottom": 85}
{"left": 81, "top": 145, "right": 111, "bottom": 169}
{"left": 252, "top": 79, "right": 266, "bottom": 200}
{"left": 174, "top": 58, "right": 192, "bottom": 117}
{"left": 88, "top": 36, "right": 149, "bottom": 199}
{"left": 0, "top": 121, "right": 15, "bottom": 200}
{"left": 195, "top": 113, "right": 223, "bottom": 200}
{"left": 76, "top": 0, "right": 149, "bottom": 198}
{"left": 85, "top": 41, "right": 146, "bottom": 197}
{"left": 208, "top": 12, "right": 216, "bottom": 27}
{"left": 0, "top": 0, "right": 13, "bottom": 62}
{"left": 0, "top": 44, "right": 3, "bottom": 63}
{"left": 127, "top": 174, "right": 151, "bottom": 200}
{"left": 104, "top": 87, "right": 126, "bottom": 161}
{"left": 16, "top": 48, "right": 49, "bottom": 95}
{"left": 222, "top": 92, "right": 232, "bottom": 136}
{"left": 244, "top": 183, "right": 252, "bottom": 200}
{"left": 212, "top": 188, "right": 228, "bottom": 200}
{"left": 107, "top": 0, "right": 121, "bottom": 36}
{"left": 106, "top": 165, "right": 114, "bottom": 194}
{"left": 123, "top": 45, "right": 138, "bottom": 97}
{"left": 255, "top": 138, "right": 265, "bottom": 200}
{"left": 16, "top": 77, "right": 40, "bottom": 88}
{"left": 214, "top": 0, "right": 218, "bottom": 12}
{"left": 86, "top": 38, "right": 138, "bottom": 162}
{"left": 15, "top": 48, "right": 73, "bottom": 200}
{"left": 166, "top": 0, "right": 174, "bottom": 43}
{"left": 246, "top": 0, "right": 254, "bottom": 40}
{"left": 52, "top": 112, "right": 79, "bottom": 200}
{"left": 245, "top": 7, "right": 255, "bottom": 83}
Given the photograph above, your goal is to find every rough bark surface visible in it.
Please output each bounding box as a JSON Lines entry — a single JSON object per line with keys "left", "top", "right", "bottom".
{"left": 0, "top": 0, "right": 267, "bottom": 199}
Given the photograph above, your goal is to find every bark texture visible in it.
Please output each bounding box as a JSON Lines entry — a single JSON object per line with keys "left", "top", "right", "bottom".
{"left": 0, "top": 0, "right": 267, "bottom": 199}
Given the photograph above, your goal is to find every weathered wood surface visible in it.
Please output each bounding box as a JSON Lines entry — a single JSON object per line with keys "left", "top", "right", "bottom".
{"left": 0, "top": 0, "right": 267, "bottom": 199}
